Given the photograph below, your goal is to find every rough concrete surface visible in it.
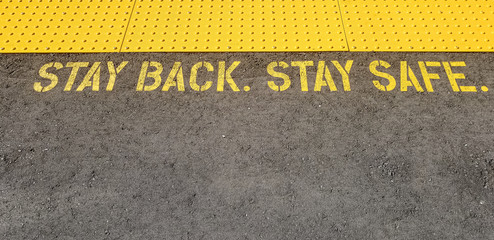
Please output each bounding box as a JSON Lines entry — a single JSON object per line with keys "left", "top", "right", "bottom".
{"left": 1, "top": 52, "right": 494, "bottom": 239}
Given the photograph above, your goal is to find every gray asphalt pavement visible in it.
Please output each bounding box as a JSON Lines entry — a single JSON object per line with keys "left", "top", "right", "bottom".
{"left": 1, "top": 52, "right": 494, "bottom": 239}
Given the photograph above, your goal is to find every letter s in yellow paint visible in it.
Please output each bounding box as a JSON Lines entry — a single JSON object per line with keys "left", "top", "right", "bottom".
{"left": 34, "top": 62, "right": 63, "bottom": 92}
{"left": 267, "top": 61, "right": 291, "bottom": 91}
{"left": 369, "top": 60, "right": 396, "bottom": 91}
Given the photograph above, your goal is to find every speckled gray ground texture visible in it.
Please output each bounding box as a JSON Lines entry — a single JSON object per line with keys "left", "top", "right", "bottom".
{"left": 1, "top": 52, "right": 494, "bottom": 239}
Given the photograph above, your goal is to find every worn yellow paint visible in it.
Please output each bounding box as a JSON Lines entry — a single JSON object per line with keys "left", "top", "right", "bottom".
{"left": 107, "top": 61, "right": 129, "bottom": 91}
{"left": 443, "top": 62, "right": 462, "bottom": 92}
{"left": 76, "top": 62, "right": 101, "bottom": 91}
{"left": 315, "top": 61, "right": 337, "bottom": 92}
{"left": 442, "top": 61, "right": 476, "bottom": 92}
{"left": 137, "top": 61, "right": 162, "bottom": 91}
{"left": 65, "top": 62, "right": 89, "bottom": 91}
{"left": 291, "top": 61, "right": 314, "bottom": 92}
{"left": 418, "top": 61, "right": 441, "bottom": 92}
{"left": 31, "top": 60, "right": 489, "bottom": 93}
{"left": 162, "top": 62, "right": 185, "bottom": 92}
{"left": 267, "top": 62, "right": 291, "bottom": 92}
{"left": 35, "top": 62, "right": 63, "bottom": 92}
{"left": 369, "top": 60, "right": 396, "bottom": 91}
{"left": 190, "top": 62, "right": 214, "bottom": 92}
{"left": 332, "top": 61, "right": 353, "bottom": 91}
{"left": 217, "top": 61, "right": 241, "bottom": 92}
{"left": 400, "top": 62, "right": 424, "bottom": 92}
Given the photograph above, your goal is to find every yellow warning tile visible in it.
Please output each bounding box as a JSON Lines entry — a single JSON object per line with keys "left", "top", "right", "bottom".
{"left": 0, "top": 0, "right": 135, "bottom": 53}
{"left": 122, "top": 0, "right": 347, "bottom": 52}
{"left": 341, "top": 0, "right": 494, "bottom": 52}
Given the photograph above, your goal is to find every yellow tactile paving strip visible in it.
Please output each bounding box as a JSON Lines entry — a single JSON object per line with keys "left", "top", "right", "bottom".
{"left": 341, "top": 0, "right": 494, "bottom": 51}
{"left": 0, "top": 0, "right": 135, "bottom": 53}
{"left": 0, "top": 0, "right": 493, "bottom": 53}
{"left": 122, "top": 0, "right": 347, "bottom": 52}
